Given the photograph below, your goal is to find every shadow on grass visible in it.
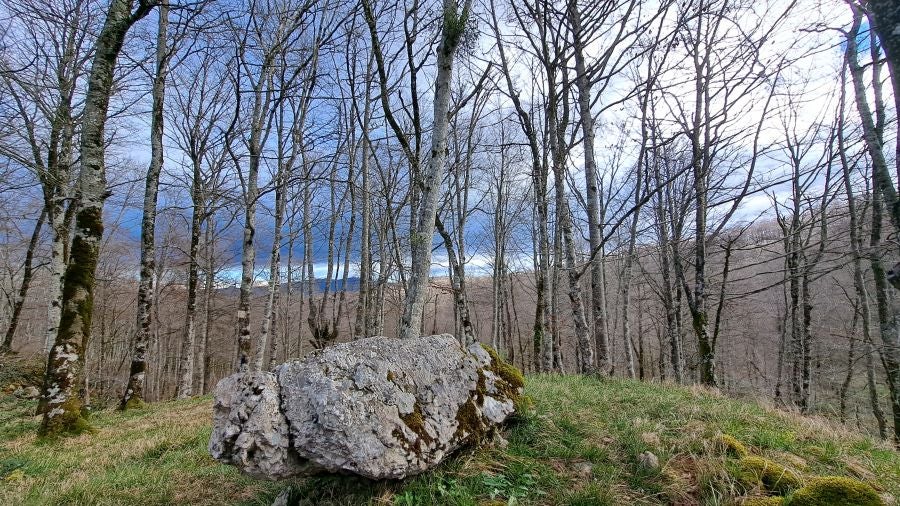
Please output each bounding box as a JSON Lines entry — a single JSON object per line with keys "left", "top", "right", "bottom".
{"left": 258, "top": 475, "right": 395, "bottom": 506}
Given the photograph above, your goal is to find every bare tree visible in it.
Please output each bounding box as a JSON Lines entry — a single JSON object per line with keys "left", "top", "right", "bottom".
{"left": 846, "top": 6, "right": 900, "bottom": 444}
{"left": 39, "top": 0, "right": 154, "bottom": 437}
{"left": 122, "top": 0, "right": 170, "bottom": 408}
{"left": 1, "top": 209, "right": 45, "bottom": 352}
{"left": 0, "top": 0, "right": 99, "bottom": 355}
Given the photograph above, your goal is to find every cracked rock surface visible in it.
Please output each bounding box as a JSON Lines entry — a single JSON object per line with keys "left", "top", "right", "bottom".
{"left": 208, "top": 334, "right": 523, "bottom": 480}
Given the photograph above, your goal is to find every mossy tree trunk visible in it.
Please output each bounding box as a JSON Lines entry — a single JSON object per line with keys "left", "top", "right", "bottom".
{"left": 864, "top": 0, "right": 900, "bottom": 448}
{"left": 40, "top": 0, "right": 154, "bottom": 437}
{"left": 865, "top": 1, "right": 900, "bottom": 172}
{"left": 846, "top": 7, "right": 900, "bottom": 446}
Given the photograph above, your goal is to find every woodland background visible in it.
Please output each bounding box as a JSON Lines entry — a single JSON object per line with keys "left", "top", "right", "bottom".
{"left": 0, "top": 0, "right": 899, "bottom": 443}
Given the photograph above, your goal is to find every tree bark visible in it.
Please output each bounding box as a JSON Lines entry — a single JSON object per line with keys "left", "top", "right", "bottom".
{"left": 1, "top": 209, "right": 46, "bottom": 353}
{"left": 568, "top": 0, "right": 604, "bottom": 375}
{"left": 847, "top": 9, "right": 900, "bottom": 445}
{"left": 122, "top": 0, "right": 168, "bottom": 409}
{"left": 176, "top": 155, "right": 203, "bottom": 398}
{"left": 398, "top": 0, "right": 472, "bottom": 340}
{"left": 40, "top": 0, "right": 153, "bottom": 436}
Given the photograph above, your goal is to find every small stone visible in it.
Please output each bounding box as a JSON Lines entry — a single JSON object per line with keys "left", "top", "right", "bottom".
{"left": 22, "top": 386, "right": 40, "bottom": 399}
{"left": 271, "top": 488, "right": 294, "bottom": 506}
{"left": 574, "top": 461, "right": 593, "bottom": 478}
{"left": 639, "top": 451, "right": 660, "bottom": 470}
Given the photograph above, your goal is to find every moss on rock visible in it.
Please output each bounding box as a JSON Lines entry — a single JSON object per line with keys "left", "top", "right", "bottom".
{"left": 743, "top": 497, "right": 784, "bottom": 506}
{"left": 480, "top": 344, "right": 524, "bottom": 402}
{"left": 398, "top": 402, "right": 434, "bottom": 456}
{"left": 718, "top": 434, "right": 749, "bottom": 458}
{"left": 739, "top": 456, "right": 803, "bottom": 495}
{"left": 788, "top": 476, "right": 883, "bottom": 506}
{"left": 454, "top": 397, "right": 486, "bottom": 440}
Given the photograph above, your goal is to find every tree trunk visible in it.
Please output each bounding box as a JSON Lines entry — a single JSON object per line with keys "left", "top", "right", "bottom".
{"left": 847, "top": 11, "right": 900, "bottom": 445}
{"left": 568, "top": 0, "right": 605, "bottom": 375}
{"left": 256, "top": 162, "right": 287, "bottom": 370}
{"left": 176, "top": 157, "right": 203, "bottom": 398}
{"left": 122, "top": 0, "right": 167, "bottom": 409}
{"left": 40, "top": 0, "right": 152, "bottom": 436}
{"left": 398, "top": 0, "right": 472, "bottom": 340}
{"left": 865, "top": 1, "right": 900, "bottom": 143}
{"left": 435, "top": 216, "right": 476, "bottom": 345}
{"left": 2, "top": 209, "right": 46, "bottom": 353}
{"left": 354, "top": 56, "right": 374, "bottom": 339}
{"left": 198, "top": 216, "right": 215, "bottom": 395}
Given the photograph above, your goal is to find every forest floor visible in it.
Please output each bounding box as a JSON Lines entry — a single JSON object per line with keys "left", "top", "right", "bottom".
{"left": 1, "top": 373, "right": 898, "bottom": 505}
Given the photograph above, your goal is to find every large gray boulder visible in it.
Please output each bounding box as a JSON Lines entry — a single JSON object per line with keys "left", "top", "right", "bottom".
{"left": 208, "top": 334, "right": 524, "bottom": 480}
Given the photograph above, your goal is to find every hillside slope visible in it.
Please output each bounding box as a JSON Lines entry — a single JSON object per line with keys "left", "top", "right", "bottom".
{"left": 1, "top": 375, "right": 897, "bottom": 505}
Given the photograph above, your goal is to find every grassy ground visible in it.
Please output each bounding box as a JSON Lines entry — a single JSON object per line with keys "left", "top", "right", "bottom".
{"left": 1, "top": 375, "right": 898, "bottom": 505}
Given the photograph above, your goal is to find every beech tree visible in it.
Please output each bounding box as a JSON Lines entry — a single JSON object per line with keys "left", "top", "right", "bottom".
{"left": 39, "top": 0, "right": 154, "bottom": 437}
{"left": 845, "top": 4, "right": 900, "bottom": 444}
{"left": 396, "top": 0, "right": 474, "bottom": 340}
{"left": 122, "top": 0, "right": 170, "bottom": 409}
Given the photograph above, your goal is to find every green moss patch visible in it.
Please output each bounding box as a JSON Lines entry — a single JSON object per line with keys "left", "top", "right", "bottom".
{"left": 743, "top": 497, "right": 785, "bottom": 506}
{"left": 739, "top": 456, "right": 803, "bottom": 495}
{"left": 397, "top": 402, "right": 435, "bottom": 457}
{"left": 789, "top": 476, "right": 883, "bottom": 506}
{"left": 480, "top": 344, "right": 525, "bottom": 403}
{"left": 37, "top": 398, "right": 95, "bottom": 439}
{"left": 718, "top": 434, "right": 749, "bottom": 458}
